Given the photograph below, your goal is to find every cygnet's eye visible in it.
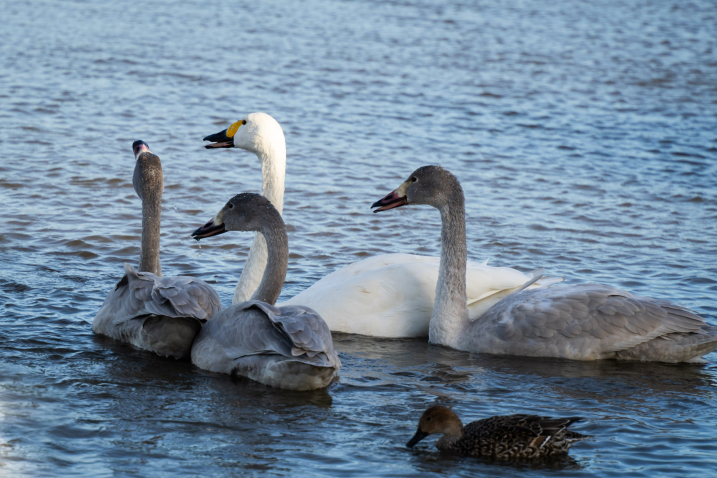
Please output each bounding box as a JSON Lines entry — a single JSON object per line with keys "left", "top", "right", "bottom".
{"left": 228, "top": 203, "right": 234, "bottom": 209}
{"left": 426, "top": 416, "right": 432, "bottom": 421}
{"left": 411, "top": 177, "right": 417, "bottom": 182}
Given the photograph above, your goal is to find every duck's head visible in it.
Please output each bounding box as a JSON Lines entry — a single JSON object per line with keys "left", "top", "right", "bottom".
{"left": 203, "top": 112, "right": 285, "bottom": 157}
{"left": 371, "top": 165, "right": 460, "bottom": 213}
{"left": 192, "top": 193, "right": 281, "bottom": 240}
{"left": 406, "top": 406, "right": 463, "bottom": 448}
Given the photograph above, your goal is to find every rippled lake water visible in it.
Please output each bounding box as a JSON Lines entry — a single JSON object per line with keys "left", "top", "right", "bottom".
{"left": 1, "top": 0, "right": 716, "bottom": 476}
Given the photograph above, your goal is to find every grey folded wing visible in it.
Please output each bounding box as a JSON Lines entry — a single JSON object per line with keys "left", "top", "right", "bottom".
{"left": 483, "top": 283, "right": 708, "bottom": 355}
{"left": 202, "top": 300, "right": 340, "bottom": 369}
{"left": 96, "top": 263, "right": 222, "bottom": 328}
{"left": 148, "top": 269, "right": 223, "bottom": 320}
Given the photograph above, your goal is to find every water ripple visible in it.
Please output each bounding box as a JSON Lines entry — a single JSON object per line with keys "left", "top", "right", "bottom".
{"left": 1, "top": 0, "right": 716, "bottom": 476}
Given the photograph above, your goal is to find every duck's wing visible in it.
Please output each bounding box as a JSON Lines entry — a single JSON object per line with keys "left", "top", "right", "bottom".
{"left": 467, "top": 414, "right": 583, "bottom": 444}
{"left": 200, "top": 301, "right": 340, "bottom": 369}
{"left": 500, "top": 415, "right": 583, "bottom": 435}
{"left": 465, "top": 415, "right": 542, "bottom": 443}
{"left": 479, "top": 283, "right": 708, "bottom": 358}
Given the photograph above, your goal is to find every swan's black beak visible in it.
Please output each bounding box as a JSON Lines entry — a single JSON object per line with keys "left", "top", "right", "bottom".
{"left": 192, "top": 219, "right": 227, "bottom": 240}
{"left": 203, "top": 129, "right": 234, "bottom": 149}
{"left": 371, "top": 189, "right": 408, "bottom": 213}
{"left": 406, "top": 429, "right": 428, "bottom": 448}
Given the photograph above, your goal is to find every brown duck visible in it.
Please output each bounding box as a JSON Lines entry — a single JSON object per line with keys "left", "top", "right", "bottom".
{"left": 407, "top": 406, "right": 585, "bottom": 459}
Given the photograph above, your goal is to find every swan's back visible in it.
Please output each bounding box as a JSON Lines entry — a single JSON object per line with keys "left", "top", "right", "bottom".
{"left": 469, "top": 283, "right": 717, "bottom": 362}
{"left": 93, "top": 263, "right": 222, "bottom": 358}
{"left": 282, "top": 253, "right": 553, "bottom": 337}
{"left": 191, "top": 300, "right": 340, "bottom": 390}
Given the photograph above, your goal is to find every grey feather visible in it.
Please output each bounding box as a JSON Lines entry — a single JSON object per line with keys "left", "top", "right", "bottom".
{"left": 190, "top": 193, "right": 340, "bottom": 390}
{"left": 192, "top": 300, "right": 340, "bottom": 372}
{"left": 389, "top": 165, "right": 717, "bottom": 363}
{"left": 471, "top": 283, "right": 716, "bottom": 361}
{"left": 93, "top": 263, "right": 222, "bottom": 359}
{"left": 93, "top": 145, "right": 223, "bottom": 359}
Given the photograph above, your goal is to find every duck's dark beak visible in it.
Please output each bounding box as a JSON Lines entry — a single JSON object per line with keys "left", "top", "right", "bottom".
{"left": 203, "top": 129, "right": 234, "bottom": 149}
{"left": 406, "top": 428, "right": 428, "bottom": 448}
{"left": 192, "top": 219, "right": 227, "bottom": 240}
{"left": 371, "top": 189, "right": 408, "bottom": 213}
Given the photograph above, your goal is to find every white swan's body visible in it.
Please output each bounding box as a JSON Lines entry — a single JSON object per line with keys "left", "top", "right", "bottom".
{"left": 190, "top": 193, "right": 340, "bottom": 391}
{"left": 282, "top": 253, "right": 560, "bottom": 337}
{"left": 372, "top": 165, "right": 717, "bottom": 363}
{"left": 204, "top": 113, "right": 559, "bottom": 338}
{"left": 93, "top": 142, "right": 222, "bottom": 359}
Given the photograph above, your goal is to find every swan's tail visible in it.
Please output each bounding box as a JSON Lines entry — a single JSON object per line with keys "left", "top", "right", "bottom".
{"left": 514, "top": 269, "right": 564, "bottom": 294}
{"left": 140, "top": 315, "right": 202, "bottom": 360}
{"left": 466, "top": 269, "right": 563, "bottom": 322}
{"left": 614, "top": 326, "right": 717, "bottom": 363}
{"left": 530, "top": 268, "right": 563, "bottom": 290}
{"left": 515, "top": 269, "right": 545, "bottom": 293}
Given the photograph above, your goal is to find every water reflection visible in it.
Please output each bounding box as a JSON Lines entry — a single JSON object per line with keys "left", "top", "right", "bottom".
{"left": 406, "top": 448, "right": 584, "bottom": 475}
{"left": 2, "top": 0, "right": 717, "bottom": 474}
{"left": 337, "top": 334, "right": 716, "bottom": 399}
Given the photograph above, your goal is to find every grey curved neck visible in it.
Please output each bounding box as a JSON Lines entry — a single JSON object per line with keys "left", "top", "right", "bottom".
{"left": 250, "top": 208, "right": 288, "bottom": 305}
{"left": 134, "top": 153, "right": 163, "bottom": 276}
{"left": 429, "top": 186, "right": 469, "bottom": 347}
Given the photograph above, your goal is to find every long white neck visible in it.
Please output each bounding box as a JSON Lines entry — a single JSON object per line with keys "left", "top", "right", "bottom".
{"left": 429, "top": 189, "right": 470, "bottom": 348}
{"left": 232, "top": 147, "right": 286, "bottom": 304}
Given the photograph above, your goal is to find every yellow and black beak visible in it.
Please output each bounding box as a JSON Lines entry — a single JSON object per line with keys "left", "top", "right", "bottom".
{"left": 204, "top": 120, "right": 245, "bottom": 149}
{"left": 371, "top": 180, "right": 410, "bottom": 213}
{"left": 203, "top": 129, "right": 234, "bottom": 149}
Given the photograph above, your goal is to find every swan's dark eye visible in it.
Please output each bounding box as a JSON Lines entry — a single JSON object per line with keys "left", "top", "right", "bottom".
{"left": 242, "top": 120, "right": 247, "bottom": 125}
{"left": 411, "top": 177, "right": 417, "bottom": 182}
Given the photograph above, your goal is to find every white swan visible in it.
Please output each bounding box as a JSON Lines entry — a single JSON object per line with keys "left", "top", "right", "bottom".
{"left": 191, "top": 193, "right": 340, "bottom": 391}
{"left": 203, "top": 113, "right": 559, "bottom": 337}
{"left": 93, "top": 141, "right": 222, "bottom": 359}
{"left": 371, "top": 165, "right": 717, "bottom": 362}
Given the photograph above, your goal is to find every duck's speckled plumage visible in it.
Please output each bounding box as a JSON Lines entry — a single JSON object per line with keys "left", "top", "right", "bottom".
{"left": 408, "top": 406, "right": 585, "bottom": 460}
{"left": 449, "top": 414, "right": 584, "bottom": 459}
